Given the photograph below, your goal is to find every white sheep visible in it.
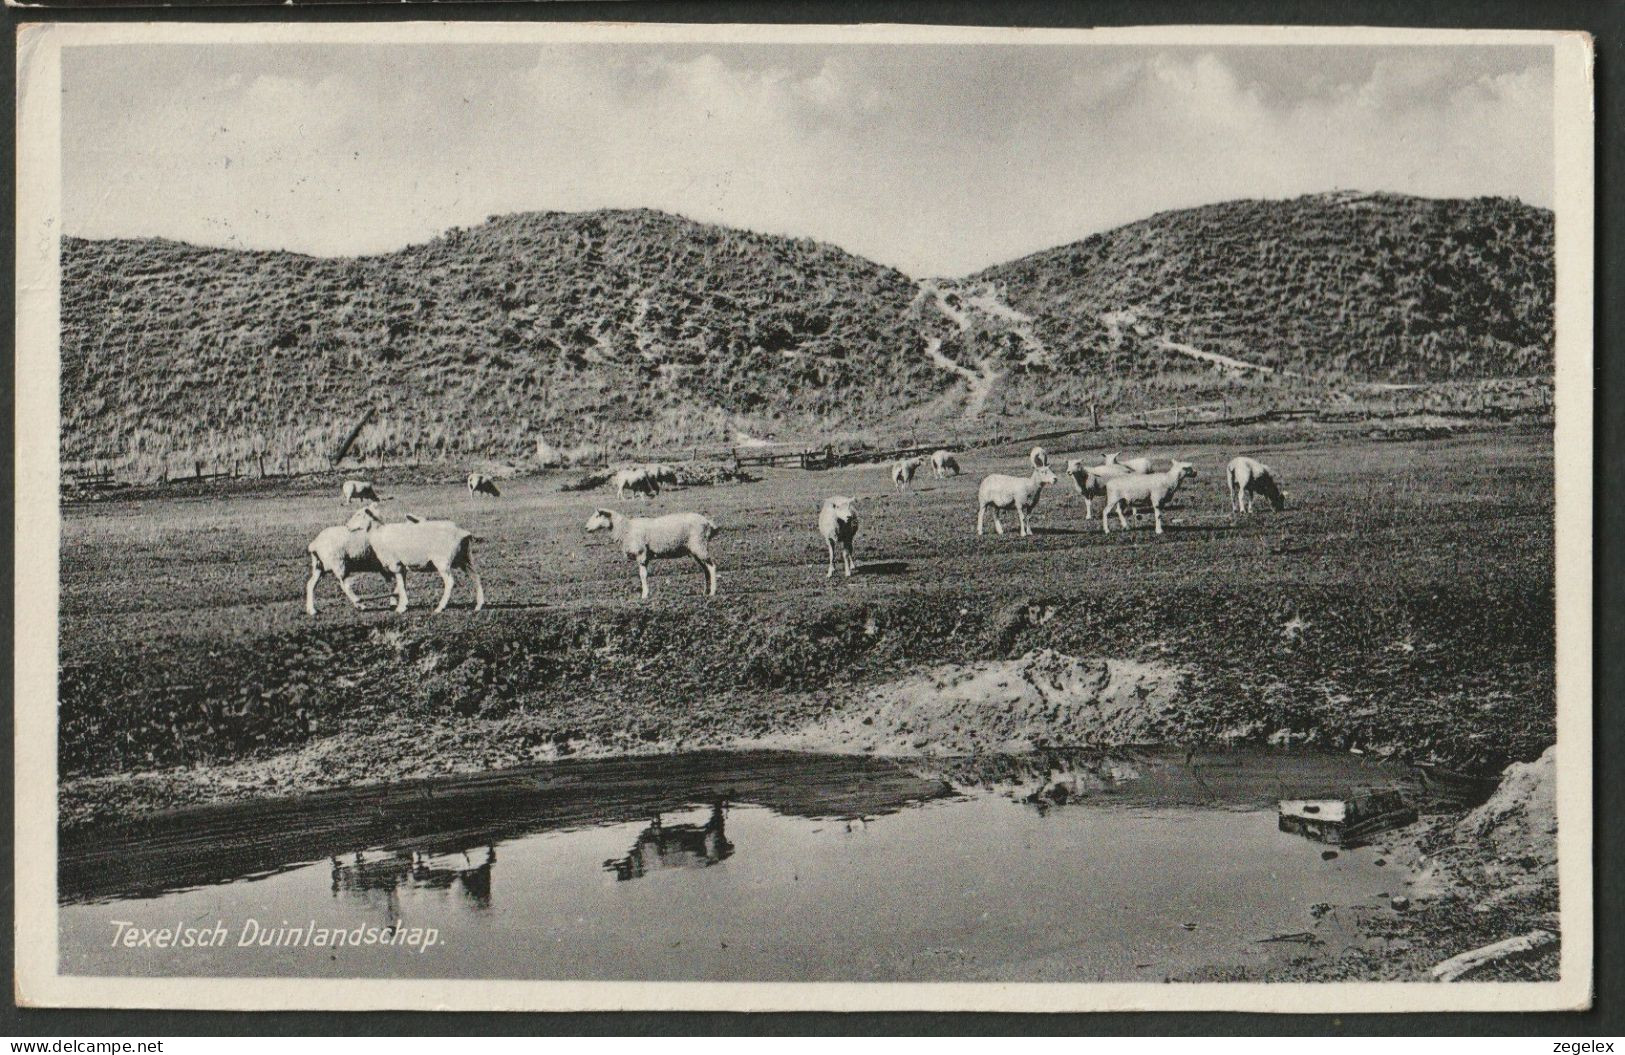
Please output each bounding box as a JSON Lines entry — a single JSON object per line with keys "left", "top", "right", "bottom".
{"left": 977, "top": 466, "right": 1058, "bottom": 537}
{"left": 818, "top": 496, "right": 859, "bottom": 578}
{"left": 612, "top": 465, "right": 660, "bottom": 500}
{"left": 647, "top": 463, "right": 681, "bottom": 486}
{"left": 1227, "top": 455, "right": 1285, "bottom": 513}
{"left": 1029, "top": 446, "right": 1049, "bottom": 469}
{"left": 342, "top": 479, "right": 380, "bottom": 504}
{"left": 1105, "top": 451, "right": 1153, "bottom": 474}
{"left": 1101, "top": 460, "right": 1196, "bottom": 535}
{"left": 586, "top": 508, "right": 718, "bottom": 600}
{"left": 347, "top": 504, "right": 485, "bottom": 613}
{"left": 930, "top": 449, "right": 961, "bottom": 478}
{"left": 1063, "top": 458, "right": 1132, "bottom": 519}
{"left": 467, "top": 472, "right": 501, "bottom": 498}
{"left": 305, "top": 519, "right": 386, "bottom": 616}
{"left": 892, "top": 456, "right": 925, "bottom": 491}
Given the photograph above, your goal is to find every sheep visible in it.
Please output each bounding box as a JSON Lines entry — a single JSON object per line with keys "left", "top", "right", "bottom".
{"left": 818, "top": 496, "right": 859, "bottom": 579}
{"left": 612, "top": 465, "right": 660, "bottom": 500}
{"left": 1101, "top": 460, "right": 1197, "bottom": 535}
{"left": 305, "top": 518, "right": 387, "bottom": 616}
{"left": 1227, "top": 455, "right": 1286, "bottom": 513}
{"left": 930, "top": 449, "right": 961, "bottom": 478}
{"left": 585, "top": 508, "right": 718, "bottom": 600}
{"left": 347, "top": 504, "right": 484, "bottom": 613}
{"left": 1063, "top": 458, "right": 1132, "bottom": 519}
{"left": 342, "top": 479, "right": 380, "bottom": 504}
{"left": 1105, "top": 451, "right": 1153, "bottom": 474}
{"left": 977, "top": 466, "right": 1058, "bottom": 537}
{"left": 892, "top": 456, "right": 925, "bottom": 491}
{"left": 1029, "top": 446, "right": 1049, "bottom": 469}
{"left": 466, "top": 472, "right": 501, "bottom": 498}
{"left": 647, "top": 463, "right": 681, "bottom": 486}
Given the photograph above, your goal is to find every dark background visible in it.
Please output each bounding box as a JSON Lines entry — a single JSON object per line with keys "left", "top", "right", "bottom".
{"left": 2, "top": 0, "right": 1618, "bottom": 1037}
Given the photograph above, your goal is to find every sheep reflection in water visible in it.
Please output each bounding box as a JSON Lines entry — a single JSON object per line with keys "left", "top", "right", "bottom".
{"left": 603, "top": 802, "right": 733, "bottom": 882}
{"left": 331, "top": 845, "right": 497, "bottom": 911}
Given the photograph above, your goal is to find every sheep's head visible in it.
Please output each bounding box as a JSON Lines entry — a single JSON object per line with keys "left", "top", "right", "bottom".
{"left": 584, "top": 509, "right": 616, "bottom": 533}
{"left": 1033, "top": 466, "right": 1059, "bottom": 485}
{"left": 1171, "top": 460, "right": 1197, "bottom": 482}
{"left": 345, "top": 503, "right": 385, "bottom": 531}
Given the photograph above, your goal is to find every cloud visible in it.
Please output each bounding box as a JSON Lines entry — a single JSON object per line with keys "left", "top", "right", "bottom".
{"left": 61, "top": 43, "right": 1555, "bottom": 276}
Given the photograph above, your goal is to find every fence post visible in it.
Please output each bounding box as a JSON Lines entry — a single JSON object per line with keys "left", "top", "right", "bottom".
{"left": 194, "top": 460, "right": 204, "bottom": 480}
{"left": 1090, "top": 403, "right": 1099, "bottom": 430}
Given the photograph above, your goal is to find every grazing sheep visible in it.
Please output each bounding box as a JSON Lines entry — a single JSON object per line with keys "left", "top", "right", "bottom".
{"left": 1029, "top": 446, "right": 1049, "bottom": 469}
{"left": 1227, "top": 455, "right": 1286, "bottom": 513}
{"left": 1063, "top": 458, "right": 1132, "bottom": 519}
{"left": 347, "top": 504, "right": 485, "bottom": 613}
{"left": 892, "top": 456, "right": 925, "bottom": 491}
{"left": 342, "top": 479, "right": 380, "bottom": 504}
{"left": 1101, "top": 460, "right": 1197, "bottom": 535}
{"left": 818, "top": 496, "right": 859, "bottom": 579}
{"left": 930, "top": 449, "right": 961, "bottom": 478}
{"left": 977, "top": 466, "right": 1059, "bottom": 537}
{"left": 1105, "top": 451, "right": 1153, "bottom": 474}
{"left": 612, "top": 465, "right": 660, "bottom": 500}
{"left": 586, "top": 508, "right": 718, "bottom": 600}
{"left": 467, "top": 472, "right": 501, "bottom": 498}
{"left": 647, "top": 463, "right": 681, "bottom": 486}
{"left": 305, "top": 519, "right": 386, "bottom": 616}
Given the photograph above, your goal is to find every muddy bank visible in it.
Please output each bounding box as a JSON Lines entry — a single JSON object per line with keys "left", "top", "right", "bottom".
{"left": 59, "top": 582, "right": 1553, "bottom": 828}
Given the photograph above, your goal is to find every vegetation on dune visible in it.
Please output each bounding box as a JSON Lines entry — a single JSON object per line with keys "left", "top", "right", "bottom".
{"left": 62, "top": 210, "right": 941, "bottom": 473}
{"left": 972, "top": 191, "right": 1553, "bottom": 385}
{"left": 62, "top": 193, "right": 1552, "bottom": 474}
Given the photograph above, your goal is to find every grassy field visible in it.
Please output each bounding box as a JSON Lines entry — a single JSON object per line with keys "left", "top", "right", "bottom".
{"left": 58, "top": 422, "right": 1555, "bottom": 826}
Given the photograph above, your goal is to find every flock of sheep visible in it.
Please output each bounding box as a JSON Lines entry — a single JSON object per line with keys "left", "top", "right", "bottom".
{"left": 304, "top": 450, "right": 1284, "bottom": 613}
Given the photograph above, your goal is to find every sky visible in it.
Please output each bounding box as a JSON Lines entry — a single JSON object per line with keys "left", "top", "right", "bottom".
{"left": 61, "top": 41, "right": 1554, "bottom": 277}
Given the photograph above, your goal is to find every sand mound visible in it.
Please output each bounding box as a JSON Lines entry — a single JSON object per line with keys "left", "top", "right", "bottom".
{"left": 768, "top": 648, "right": 1184, "bottom": 756}
{"left": 1413, "top": 745, "right": 1556, "bottom": 901}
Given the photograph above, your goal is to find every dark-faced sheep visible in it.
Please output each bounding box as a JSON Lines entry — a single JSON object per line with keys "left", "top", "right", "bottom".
{"left": 342, "top": 479, "right": 380, "bottom": 504}
{"left": 467, "top": 472, "right": 501, "bottom": 498}
{"left": 930, "top": 450, "right": 961, "bottom": 478}
{"left": 1227, "top": 456, "right": 1285, "bottom": 513}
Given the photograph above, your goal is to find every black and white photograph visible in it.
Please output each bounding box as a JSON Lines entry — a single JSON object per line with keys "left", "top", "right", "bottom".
{"left": 13, "top": 22, "right": 1593, "bottom": 1013}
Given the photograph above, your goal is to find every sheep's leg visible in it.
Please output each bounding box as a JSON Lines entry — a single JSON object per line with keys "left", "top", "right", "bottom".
{"left": 304, "top": 555, "right": 323, "bottom": 616}
{"left": 977, "top": 504, "right": 986, "bottom": 536}
{"left": 637, "top": 558, "right": 651, "bottom": 600}
{"left": 1017, "top": 507, "right": 1030, "bottom": 537}
{"left": 826, "top": 537, "right": 836, "bottom": 578}
{"left": 696, "top": 555, "right": 718, "bottom": 596}
{"left": 1082, "top": 496, "right": 1093, "bottom": 520}
{"left": 391, "top": 570, "right": 410, "bottom": 614}
{"left": 337, "top": 574, "right": 366, "bottom": 610}
{"left": 1152, "top": 502, "right": 1165, "bottom": 535}
{"left": 1116, "top": 503, "right": 1130, "bottom": 531}
{"left": 469, "top": 566, "right": 485, "bottom": 611}
{"left": 1101, "top": 502, "right": 1111, "bottom": 534}
{"left": 843, "top": 543, "right": 855, "bottom": 577}
{"left": 992, "top": 509, "right": 1005, "bottom": 535}
{"left": 434, "top": 565, "right": 456, "bottom": 613}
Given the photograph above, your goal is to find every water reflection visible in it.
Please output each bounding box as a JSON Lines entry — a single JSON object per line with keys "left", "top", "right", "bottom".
{"left": 331, "top": 846, "right": 496, "bottom": 912}
{"left": 604, "top": 803, "right": 733, "bottom": 882}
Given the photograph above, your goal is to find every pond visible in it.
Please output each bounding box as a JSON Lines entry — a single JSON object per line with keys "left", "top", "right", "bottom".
{"left": 59, "top": 748, "right": 1429, "bottom": 982}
